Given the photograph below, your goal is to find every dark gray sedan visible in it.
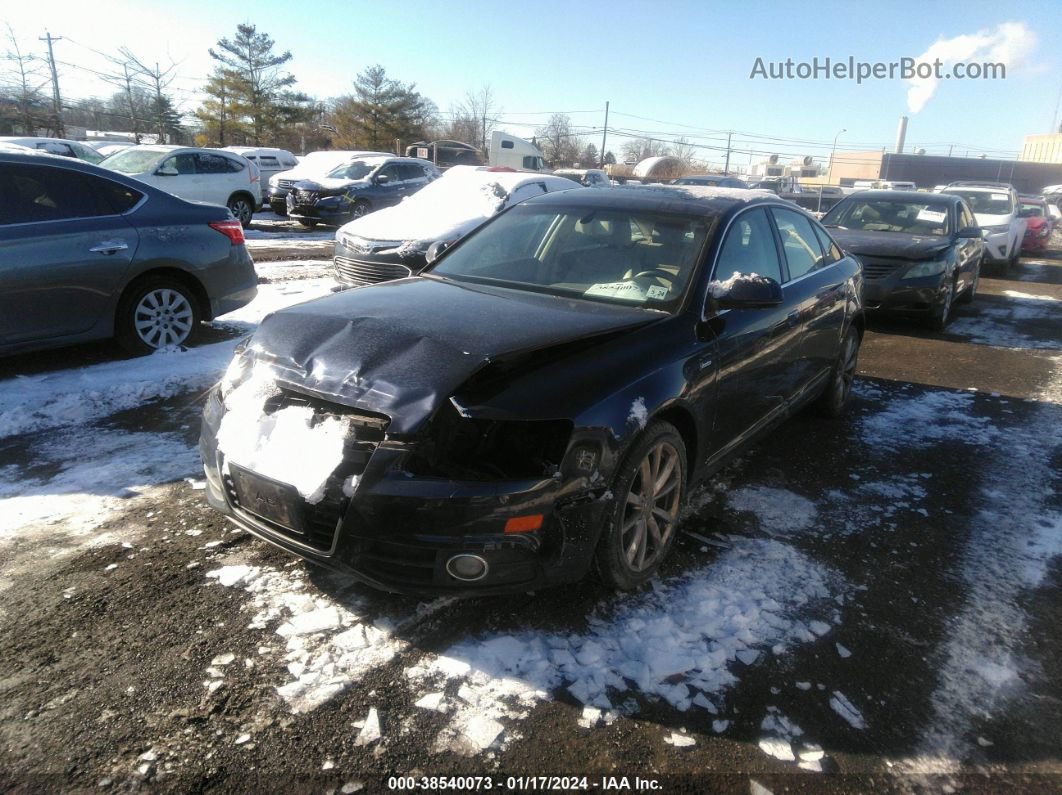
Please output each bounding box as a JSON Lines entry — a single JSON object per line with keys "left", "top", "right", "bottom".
{"left": 0, "top": 151, "right": 257, "bottom": 356}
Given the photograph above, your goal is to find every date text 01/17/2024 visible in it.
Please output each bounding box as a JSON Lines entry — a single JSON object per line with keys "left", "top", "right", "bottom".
{"left": 386, "top": 775, "right": 663, "bottom": 790}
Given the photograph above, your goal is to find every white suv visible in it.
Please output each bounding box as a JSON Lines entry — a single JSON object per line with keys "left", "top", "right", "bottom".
{"left": 940, "top": 182, "right": 1026, "bottom": 267}
{"left": 99, "top": 145, "right": 262, "bottom": 227}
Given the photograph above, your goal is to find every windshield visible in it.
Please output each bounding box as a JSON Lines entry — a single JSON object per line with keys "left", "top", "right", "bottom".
{"left": 947, "top": 190, "right": 1013, "bottom": 216}
{"left": 430, "top": 204, "right": 713, "bottom": 311}
{"left": 326, "top": 160, "right": 380, "bottom": 180}
{"left": 823, "top": 199, "right": 951, "bottom": 236}
{"left": 100, "top": 148, "right": 164, "bottom": 174}
{"left": 674, "top": 177, "right": 721, "bottom": 186}
{"left": 1019, "top": 201, "right": 1044, "bottom": 217}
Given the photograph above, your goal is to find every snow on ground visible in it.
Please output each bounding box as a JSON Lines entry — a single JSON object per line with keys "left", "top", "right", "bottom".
{"left": 402, "top": 538, "right": 844, "bottom": 754}
{"left": 899, "top": 359, "right": 1062, "bottom": 780}
{"left": 244, "top": 213, "right": 335, "bottom": 243}
{"left": 0, "top": 278, "right": 335, "bottom": 440}
{"left": 255, "top": 259, "right": 335, "bottom": 282}
{"left": 858, "top": 384, "right": 999, "bottom": 450}
{"left": 949, "top": 295, "right": 1060, "bottom": 351}
{"left": 726, "top": 486, "right": 817, "bottom": 534}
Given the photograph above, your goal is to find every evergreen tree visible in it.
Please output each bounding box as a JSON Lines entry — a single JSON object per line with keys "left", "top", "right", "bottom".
{"left": 196, "top": 68, "right": 246, "bottom": 146}
{"left": 331, "top": 65, "right": 436, "bottom": 152}
{"left": 207, "top": 24, "right": 301, "bottom": 145}
{"left": 581, "top": 142, "right": 599, "bottom": 167}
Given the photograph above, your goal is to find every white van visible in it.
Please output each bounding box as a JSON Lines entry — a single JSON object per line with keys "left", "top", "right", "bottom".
{"left": 222, "top": 146, "right": 298, "bottom": 181}
{"left": 488, "top": 131, "right": 547, "bottom": 171}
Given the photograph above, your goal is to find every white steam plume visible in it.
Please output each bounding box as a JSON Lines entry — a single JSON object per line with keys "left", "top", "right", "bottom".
{"left": 907, "top": 22, "right": 1036, "bottom": 114}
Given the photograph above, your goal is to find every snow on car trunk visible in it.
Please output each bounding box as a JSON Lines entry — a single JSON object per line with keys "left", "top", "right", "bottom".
{"left": 215, "top": 365, "right": 350, "bottom": 505}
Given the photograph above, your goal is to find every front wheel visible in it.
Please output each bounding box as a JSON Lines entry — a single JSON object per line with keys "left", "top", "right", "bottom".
{"left": 116, "top": 277, "right": 201, "bottom": 355}
{"left": 297, "top": 219, "right": 319, "bottom": 228}
{"left": 227, "top": 195, "right": 254, "bottom": 228}
{"left": 349, "top": 200, "right": 371, "bottom": 220}
{"left": 595, "top": 421, "right": 686, "bottom": 590}
{"left": 814, "top": 326, "right": 860, "bottom": 417}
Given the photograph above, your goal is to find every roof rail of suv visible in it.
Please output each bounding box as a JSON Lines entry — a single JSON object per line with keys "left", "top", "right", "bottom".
{"left": 945, "top": 180, "right": 1014, "bottom": 190}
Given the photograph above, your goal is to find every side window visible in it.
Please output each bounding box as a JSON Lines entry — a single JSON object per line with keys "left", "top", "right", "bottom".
{"left": 398, "top": 163, "right": 426, "bottom": 182}
{"left": 0, "top": 164, "right": 118, "bottom": 224}
{"left": 771, "top": 207, "right": 825, "bottom": 280}
{"left": 811, "top": 222, "right": 842, "bottom": 265}
{"left": 713, "top": 208, "right": 783, "bottom": 284}
{"left": 88, "top": 174, "right": 144, "bottom": 213}
{"left": 960, "top": 204, "right": 975, "bottom": 230}
{"left": 37, "top": 141, "right": 75, "bottom": 157}
{"left": 377, "top": 164, "right": 400, "bottom": 182}
{"left": 522, "top": 156, "right": 537, "bottom": 170}
{"left": 501, "top": 140, "right": 515, "bottom": 149}
{"left": 197, "top": 153, "right": 242, "bottom": 174}
{"left": 260, "top": 156, "right": 279, "bottom": 168}
{"left": 162, "top": 154, "right": 197, "bottom": 175}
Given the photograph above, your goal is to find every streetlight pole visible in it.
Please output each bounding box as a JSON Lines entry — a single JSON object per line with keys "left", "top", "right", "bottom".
{"left": 818, "top": 128, "right": 846, "bottom": 214}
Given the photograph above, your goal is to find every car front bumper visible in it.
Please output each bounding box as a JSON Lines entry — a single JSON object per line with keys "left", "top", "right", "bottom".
{"left": 982, "top": 231, "right": 1013, "bottom": 263}
{"left": 862, "top": 271, "right": 948, "bottom": 314}
{"left": 286, "top": 194, "right": 354, "bottom": 225}
{"left": 1021, "top": 226, "right": 1050, "bottom": 253}
{"left": 198, "top": 389, "right": 606, "bottom": 596}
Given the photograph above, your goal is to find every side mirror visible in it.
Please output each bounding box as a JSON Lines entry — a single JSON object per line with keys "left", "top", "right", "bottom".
{"left": 707, "top": 274, "right": 784, "bottom": 312}
{"left": 425, "top": 240, "right": 450, "bottom": 265}
{"left": 156, "top": 167, "right": 178, "bottom": 177}
{"left": 375, "top": 174, "right": 390, "bottom": 185}
{"left": 956, "top": 226, "right": 982, "bottom": 239}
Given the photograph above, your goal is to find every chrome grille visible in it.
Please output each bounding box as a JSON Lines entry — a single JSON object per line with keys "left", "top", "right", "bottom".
{"left": 334, "top": 256, "right": 413, "bottom": 285}
{"left": 277, "top": 179, "right": 295, "bottom": 189}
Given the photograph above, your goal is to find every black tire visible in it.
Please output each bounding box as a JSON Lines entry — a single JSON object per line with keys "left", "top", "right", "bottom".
{"left": 927, "top": 279, "right": 955, "bottom": 332}
{"left": 115, "top": 276, "right": 201, "bottom": 355}
{"left": 957, "top": 259, "right": 980, "bottom": 305}
{"left": 595, "top": 421, "right": 686, "bottom": 590}
{"left": 814, "top": 326, "right": 860, "bottom": 417}
{"left": 297, "top": 219, "right": 319, "bottom": 228}
{"left": 227, "top": 194, "right": 254, "bottom": 228}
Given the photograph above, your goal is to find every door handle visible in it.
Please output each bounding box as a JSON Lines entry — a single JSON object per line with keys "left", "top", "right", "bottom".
{"left": 786, "top": 311, "right": 800, "bottom": 326}
{"left": 89, "top": 241, "right": 129, "bottom": 255}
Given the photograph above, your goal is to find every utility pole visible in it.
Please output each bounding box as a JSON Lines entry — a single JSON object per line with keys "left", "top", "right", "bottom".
{"left": 39, "top": 30, "right": 63, "bottom": 137}
{"left": 599, "top": 101, "right": 609, "bottom": 168}
{"left": 723, "top": 131, "right": 732, "bottom": 175}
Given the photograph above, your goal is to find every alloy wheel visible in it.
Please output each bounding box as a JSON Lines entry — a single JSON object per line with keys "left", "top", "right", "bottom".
{"left": 134, "top": 288, "right": 194, "bottom": 349}
{"left": 230, "top": 198, "right": 252, "bottom": 226}
{"left": 620, "top": 441, "right": 682, "bottom": 573}
{"left": 351, "top": 202, "right": 368, "bottom": 218}
{"left": 835, "top": 333, "right": 858, "bottom": 404}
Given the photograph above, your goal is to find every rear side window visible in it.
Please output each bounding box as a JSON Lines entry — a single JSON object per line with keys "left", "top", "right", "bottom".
{"left": 714, "top": 208, "right": 783, "bottom": 283}
{"left": 0, "top": 164, "right": 118, "bottom": 224}
{"left": 197, "top": 153, "right": 243, "bottom": 174}
{"left": 398, "top": 163, "right": 427, "bottom": 181}
{"left": 771, "top": 207, "right": 825, "bottom": 280}
{"left": 260, "top": 156, "right": 279, "bottom": 167}
{"left": 93, "top": 176, "right": 144, "bottom": 213}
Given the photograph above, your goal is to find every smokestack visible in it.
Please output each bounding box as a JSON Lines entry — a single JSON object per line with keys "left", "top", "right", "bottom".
{"left": 895, "top": 115, "right": 908, "bottom": 154}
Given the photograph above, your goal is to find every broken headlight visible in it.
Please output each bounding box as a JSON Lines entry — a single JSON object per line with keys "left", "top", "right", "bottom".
{"left": 218, "top": 341, "right": 253, "bottom": 401}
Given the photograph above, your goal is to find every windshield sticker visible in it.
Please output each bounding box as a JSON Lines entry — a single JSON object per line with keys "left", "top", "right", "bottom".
{"left": 916, "top": 208, "right": 947, "bottom": 224}
{"left": 646, "top": 285, "right": 670, "bottom": 300}
{"left": 585, "top": 281, "right": 647, "bottom": 302}
{"left": 990, "top": 193, "right": 1008, "bottom": 201}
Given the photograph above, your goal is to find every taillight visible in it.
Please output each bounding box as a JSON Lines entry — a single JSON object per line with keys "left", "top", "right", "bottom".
{"left": 209, "top": 220, "right": 245, "bottom": 245}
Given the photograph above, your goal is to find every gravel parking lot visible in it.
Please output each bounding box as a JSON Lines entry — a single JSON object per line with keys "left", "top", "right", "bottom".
{"left": 1, "top": 232, "right": 1059, "bottom": 793}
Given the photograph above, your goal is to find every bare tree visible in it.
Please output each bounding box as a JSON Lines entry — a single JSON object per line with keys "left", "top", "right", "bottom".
{"left": 456, "top": 84, "right": 500, "bottom": 150}
{"left": 118, "top": 47, "right": 180, "bottom": 143}
{"left": 101, "top": 59, "right": 145, "bottom": 142}
{"left": 1, "top": 25, "right": 49, "bottom": 134}
{"left": 669, "top": 137, "right": 699, "bottom": 166}
{"left": 535, "top": 113, "right": 582, "bottom": 167}
{"left": 621, "top": 136, "right": 669, "bottom": 164}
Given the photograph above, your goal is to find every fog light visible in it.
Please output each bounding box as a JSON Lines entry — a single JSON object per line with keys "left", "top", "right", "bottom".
{"left": 446, "top": 554, "right": 489, "bottom": 582}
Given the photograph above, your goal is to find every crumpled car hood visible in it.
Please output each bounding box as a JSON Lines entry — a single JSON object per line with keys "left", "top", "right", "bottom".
{"left": 294, "top": 177, "right": 368, "bottom": 192}
{"left": 829, "top": 228, "right": 952, "bottom": 260}
{"left": 246, "top": 277, "right": 656, "bottom": 435}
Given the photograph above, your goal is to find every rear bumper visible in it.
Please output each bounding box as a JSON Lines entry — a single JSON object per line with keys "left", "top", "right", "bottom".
{"left": 203, "top": 246, "right": 258, "bottom": 319}
{"left": 198, "top": 390, "right": 604, "bottom": 596}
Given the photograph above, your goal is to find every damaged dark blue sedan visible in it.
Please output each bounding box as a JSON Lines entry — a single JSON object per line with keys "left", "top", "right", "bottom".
{"left": 199, "top": 186, "right": 864, "bottom": 595}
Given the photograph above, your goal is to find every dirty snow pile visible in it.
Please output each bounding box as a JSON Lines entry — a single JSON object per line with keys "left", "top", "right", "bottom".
{"left": 216, "top": 365, "right": 351, "bottom": 504}
{"left": 404, "top": 538, "right": 843, "bottom": 752}
{"left": 859, "top": 387, "right": 998, "bottom": 450}
{"left": 206, "top": 564, "right": 408, "bottom": 713}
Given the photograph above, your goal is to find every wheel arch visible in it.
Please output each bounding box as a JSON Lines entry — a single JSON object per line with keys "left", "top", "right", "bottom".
{"left": 653, "top": 404, "right": 699, "bottom": 483}
{"left": 114, "top": 267, "right": 212, "bottom": 337}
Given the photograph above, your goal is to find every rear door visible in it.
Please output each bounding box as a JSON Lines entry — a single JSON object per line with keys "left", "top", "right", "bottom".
{"left": 769, "top": 207, "right": 847, "bottom": 391}
{"left": 0, "top": 164, "right": 140, "bottom": 343}
{"left": 196, "top": 152, "right": 245, "bottom": 207}
{"left": 705, "top": 207, "right": 807, "bottom": 457}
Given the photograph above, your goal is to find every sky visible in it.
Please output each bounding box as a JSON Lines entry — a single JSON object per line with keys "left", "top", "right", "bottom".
{"left": 4, "top": 0, "right": 1060, "bottom": 168}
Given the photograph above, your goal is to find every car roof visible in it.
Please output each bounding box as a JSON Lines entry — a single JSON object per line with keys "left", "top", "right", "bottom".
{"left": 848, "top": 189, "right": 957, "bottom": 204}
{"left": 942, "top": 183, "right": 1013, "bottom": 193}
{"left": 0, "top": 149, "right": 168, "bottom": 188}
{"left": 522, "top": 184, "right": 785, "bottom": 217}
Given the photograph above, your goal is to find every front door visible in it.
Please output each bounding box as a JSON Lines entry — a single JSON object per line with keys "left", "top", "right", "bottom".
{"left": 705, "top": 206, "right": 807, "bottom": 458}
{"left": 0, "top": 163, "right": 138, "bottom": 343}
